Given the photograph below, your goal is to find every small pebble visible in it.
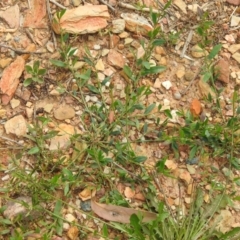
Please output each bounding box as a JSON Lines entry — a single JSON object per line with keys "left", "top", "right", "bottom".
{"left": 80, "top": 200, "right": 91, "bottom": 212}
{"left": 93, "top": 45, "right": 101, "bottom": 50}
{"left": 173, "top": 91, "right": 181, "bottom": 100}
{"left": 162, "top": 80, "right": 172, "bottom": 90}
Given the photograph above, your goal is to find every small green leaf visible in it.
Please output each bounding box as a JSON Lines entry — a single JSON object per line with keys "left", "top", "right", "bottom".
{"left": 123, "top": 65, "right": 133, "bottom": 79}
{"left": 0, "top": 218, "right": 12, "bottom": 225}
{"left": 25, "top": 65, "right": 33, "bottom": 73}
{"left": 23, "top": 78, "right": 33, "bottom": 87}
{"left": 189, "top": 145, "right": 198, "bottom": 160}
{"left": 207, "top": 44, "right": 222, "bottom": 60}
{"left": 129, "top": 104, "right": 144, "bottom": 112}
{"left": 38, "top": 68, "right": 47, "bottom": 75}
{"left": 28, "top": 146, "right": 40, "bottom": 154}
{"left": 163, "top": 0, "right": 172, "bottom": 11}
{"left": 140, "top": 66, "right": 166, "bottom": 76}
{"left": 62, "top": 33, "right": 69, "bottom": 42}
{"left": 164, "top": 109, "right": 172, "bottom": 118}
{"left": 101, "top": 77, "right": 110, "bottom": 86}
{"left": 133, "top": 156, "right": 147, "bottom": 163}
{"left": 144, "top": 103, "right": 156, "bottom": 115}
{"left": 87, "top": 84, "right": 100, "bottom": 94}
{"left": 56, "top": 9, "right": 66, "bottom": 20}
{"left": 102, "top": 224, "right": 109, "bottom": 238}
{"left": 33, "top": 61, "right": 40, "bottom": 72}
{"left": 75, "top": 69, "right": 91, "bottom": 80}
{"left": 50, "top": 59, "right": 67, "bottom": 68}
{"left": 150, "top": 11, "right": 158, "bottom": 25}
{"left": 67, "top": 47, "right": 78, "bottom": 57}
{"left": 202, "top": 72, "right": 212, "bottom": 82}
{"left": 54, "top": 200, "right": 63, "bottom": 236}
{"left": 143, "top": 123, "right": 148, "bottom": 134}
{"left": 152, "top": 39, "right": 166, "bottom": 46}
{"left": 142, "top": 61, "right": 151, "bottom": 69}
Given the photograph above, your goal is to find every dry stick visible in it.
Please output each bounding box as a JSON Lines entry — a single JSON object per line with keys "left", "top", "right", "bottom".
{"left": 46, "top": 0, "right": 57, "bottom": 49}
{"left": 0, "top": 44, "right": 44, "bottom": 54}
{"left": 27, "top": 0, "right": 31, "bottom": 9}
{"left": 151, "top": 170, "right": 175, "bottom": 218}
{"left": 49, "top": 0, "right": 67, "bottom": 9}
{"left": 0, "top": 136, "right": 24, "bottom": 146}
{"left": 99, "top": 0, "right": 115, "bottom": 11}
{"left": 230, "top": 6, "right": 238, "bottom": 19}
{"left": 118, "top": 2, "right": 159, "bottom": 13}
{"left": 180, "top": 29, "right": 193, "bottom": 58}
{"left": 180, "top": 66, "right": 201, "bottom": 95}
{"left": 25, "top": 29, "right": 36, "bottom": 44}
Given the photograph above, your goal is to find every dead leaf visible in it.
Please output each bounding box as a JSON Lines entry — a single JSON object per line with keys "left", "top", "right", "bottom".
{"left": 52, "top": 5, "right": 110, "bottom": 35}
{"left": 165, "top": 159, "right": 178, "bottom": 170}
{"left": 124, "top": 187, "right": 135, "bottom": 198}
{"left": 67, "top": 226, "right": 79, "bottom": 240}
{"left": 108, "top": 110, "right": 115, "bottom": 124}
{"left": 91, "top": 198, "right": 157, "bottom": 223}
{"left": 190, "top": 98, "right": 202, "bottom": 116}
{"left": 179, "top": 169, "right": 192, "bottom": 185}
{"left": 79, "top": 186, "right": 96, "bottom": 201}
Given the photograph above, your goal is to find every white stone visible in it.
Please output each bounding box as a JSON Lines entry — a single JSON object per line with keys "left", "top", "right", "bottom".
{"left": 124, "top": 38, "right": 134, "bottom": 45}
{"left": 10, "top": 98, "right": 20, "bottom": 109}
{"left": 163, "top": 99, "right": 170, "bottom": 106}
{"left": 162, "top": 80, "right": 172, "bottom": 90}
{"left": 90, "top": 96, "right": 98, "bottom": 102}
{"left": 85, "top": 95, "right": 90, "bottom": 102}
{"left": 231, "top": 15, "right": 240, "bottom": 27}
{"left": 93, "top": 44, "right": 101, "bottom": 50}
{"left": 102, "top": 49, "right": 109, "bottom": 56}
{"left": 4, "top": 115, "right": 27, "bottom": 137}
{"left": 26, "top": 102, "right": 32, "bottom": 107}
{"left": 112, "top": 19, "right": 125, "bottom": 33}
{"left": 232, "top": 52, "right": 240, "bottom": 64}
{"left": 65, "top": 213, "right": 76, "bottom": 222}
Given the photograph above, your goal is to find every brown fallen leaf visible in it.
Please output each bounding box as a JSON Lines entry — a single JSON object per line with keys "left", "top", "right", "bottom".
{"left": 52, "top": 5, "right": 110, "bottom": 35}
{"left": 91, "top": 198, "right": 157, "bottom": 223}
{"left": 124, "top": 186, "right": 135, "bottom": 199}
{"left": 190, "top": 98, "right": 202, "bottom": 117}
{"left": 79, "top": 186, "right": 96, "bottom": 201}
{"left": 67, "top": 226, "right": 79, "bottom": 240}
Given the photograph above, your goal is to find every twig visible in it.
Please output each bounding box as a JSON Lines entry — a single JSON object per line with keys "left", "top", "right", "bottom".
{"left": 27, "top": 0, "right": 31, "bottom": 9}
{"left": 99, "top": 0, "right": 115, "bottom": 11}
{"left": 230, "top": 6, "right": 238, "bottom": 19}
{"left": 180, "top": 30, "right": 193, "bottom": 58}
{"left": 46, "top": 0, "right": 57, "bottom": 49}
{"left": 25, "top": 29, "right": 36, "bottom": 44}
{"left": 0, "top": 44, "right": 44, "bottom": 54}
{"left": 180, "top": 65, "right": 201, "bottom": 95}
{"left": 0, "top": 136, "right": 24, "bottom": 146}
{"left": 151, "top": 171, "right": 175, "bottom": 218}
{"left": 118, "top": 2, "right": 159, "bottom": 13}
{"left": 49, "top": 0, "right": 67, "bottom": 9}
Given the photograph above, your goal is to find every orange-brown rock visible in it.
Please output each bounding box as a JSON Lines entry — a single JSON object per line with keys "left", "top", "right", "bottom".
{"left": 0, "top": 56, "right": 25, "bottom": 105}
{"left": 52, "top": 5, "right": 110, "bottom": 34}
{"left": 23, "top": 0, "right": 47, "bottom": 28}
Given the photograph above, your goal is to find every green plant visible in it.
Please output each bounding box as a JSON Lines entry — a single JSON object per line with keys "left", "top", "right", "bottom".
{"left": 196, "top": 12, "right": 214, "bottom": 48}
{"left": 117, "top": 189, "right": 240, "bottom": 240}
{"left": 24, "top": 61, "right": 47, "bottom": 87}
